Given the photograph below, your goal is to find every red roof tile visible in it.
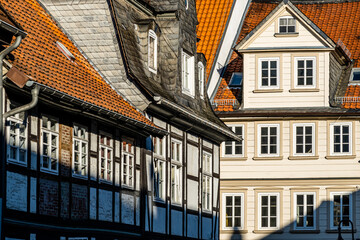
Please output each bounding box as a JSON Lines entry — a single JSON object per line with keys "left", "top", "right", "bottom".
{"left": 196, "top": 0, "right": 234, "bottom": 82}
{"left": 1, "top": 0, "right": 156, "bottom": 128}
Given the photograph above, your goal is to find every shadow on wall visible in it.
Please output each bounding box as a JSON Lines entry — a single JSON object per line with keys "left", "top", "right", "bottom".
{"left": 229, "top": 191, "right": 360, "bottom": 240}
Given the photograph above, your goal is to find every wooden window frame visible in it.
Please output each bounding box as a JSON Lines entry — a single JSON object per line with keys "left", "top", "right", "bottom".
{"left": 72, "top": 124, "right": 89, "bottom": 179}
{"left": 99, "top": 132, "right": 113, "bottom": 183}
{"left": 40, "top": 115, "right": 59, "bottom": 174}
{"left": 121, "top": 140, "right": 135, "bottom": 189}
{"left": 293, "top": 192, "right": 317, "bottom": 230}
{"left": 222, "top": 193, "right": 245, "bottom": 230}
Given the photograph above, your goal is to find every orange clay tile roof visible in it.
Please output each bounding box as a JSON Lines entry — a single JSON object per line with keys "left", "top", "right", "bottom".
{"left": 214, "top": 0, "right": 360, "bottom": 111}
{"left": 196, "top": 0, "right": 234, "bottom": 82}
{"left": 0, "top": 0, "right": 157, "bottom": 128}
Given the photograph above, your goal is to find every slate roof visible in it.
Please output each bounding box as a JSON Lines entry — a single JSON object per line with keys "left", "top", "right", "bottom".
{"left": 0, "top": 0, "right": 160, "bottom": 130}
{"left": 211, "top": 0, "right": 360, "bottom": 111}
{"left": 196, "top": 0, "right": 234, "bottom": 81}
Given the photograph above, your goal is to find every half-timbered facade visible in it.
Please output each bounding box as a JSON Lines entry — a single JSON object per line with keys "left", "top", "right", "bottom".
{"left": 198, "top": 0, "right": 360, "bottom": 239}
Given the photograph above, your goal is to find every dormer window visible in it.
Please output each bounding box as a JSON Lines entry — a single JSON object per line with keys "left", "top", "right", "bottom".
{"left": 182, "top": 50, "right": 195, "bottom": 97}
{"left": 198, "top": 62, "right": 205, "bottom": 98}
{"left": 229, "top": 73, "right": 243, "bottom": 88}
{"left": 185, "top": 0, "right": 189, "bottom": 10}
{"left": 279, "top": 16, "right": 296, "bottom": 33}
{"left": 148, "top": 30, "right": 157, "bottom": 73}
{"left": 350, "top": 68, "right": 360, "bottom": 82}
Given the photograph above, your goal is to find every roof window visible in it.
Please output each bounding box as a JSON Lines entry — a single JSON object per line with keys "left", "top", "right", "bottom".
{"left": 350, "top": 68, "right": 360, "bottom": 82}
{"left": 56, "top": 41, "right": 75, "bottom": 61}
{"left": 229, "top": 73, "right": 243, "bottom": 88}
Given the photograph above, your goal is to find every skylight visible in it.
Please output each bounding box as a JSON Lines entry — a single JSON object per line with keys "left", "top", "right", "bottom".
{"left": 229, "top": 73, "right": 243, "bottom": 87}
{"left": 56, "top": 41, "right": 75, "bottom": 61}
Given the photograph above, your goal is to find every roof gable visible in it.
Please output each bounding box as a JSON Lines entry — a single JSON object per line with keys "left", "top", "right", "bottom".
{"left": 236, "top": 1, "right": 335, "bottom": 52}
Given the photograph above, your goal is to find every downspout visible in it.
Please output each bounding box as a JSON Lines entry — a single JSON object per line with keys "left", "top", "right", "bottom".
{"left": 0, "top": 34, "right": 24, "bottom": 240}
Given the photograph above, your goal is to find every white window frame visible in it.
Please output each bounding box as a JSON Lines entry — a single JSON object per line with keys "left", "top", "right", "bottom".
{"left": 153, "top": 136, "right": 165, "bottom": 158}
{"left": 350, "top": 68, "right": 360, "bottom": 83}
{"left": 258, "top": 193, "right": 280, "bottom": 230}
{"left": 278, "top": 16, "right": 296, "bottom": 33}
{"left": 258, "top": 57, "right": 280, "bottom": 89}
{"left": 293, "top": 192, "right": 316, "bottom": 230}
{"left": 185, "top": 0, "right": 189, "bottom": 9}
{"left": 182, "top": 50, "right": 195, "bottom": 97}
{"left": 222, "top": 193, "right": 245, "bottom": 230}
{"left": 223, "top": 125, "right": 244, "bottom": 157}
{"left": 148, "top": 30, "right": 157, "bottom": 73}
{"left": 198, "top": 62, "right": 205, "bottom": 98}
{"left": 99, "top": 132, "right": 113, "bottom": 183}
{"left": 294, "top": 57, "right": 316, "bottom": 88}
{"left": 121, "top": 140, "right": 135, "bottom": 189}
{"left": 72, "top": 124, "right": 88, "bottom": 179}
{"left": 40, "top": 115, "right": 59, "bottom": 174}
{"left": 293, "top": 123, "right": 315, "bottom": 156}
{"left": 171, "top": 138, "right": 182, "bottom": 205}
{"left": 257, "top": 124, "right": 280, "bottom": 157}
{"left": 330, "top": 192, "right": 353, "bottom": 230}
{"left": 6, "top": 110, "right": 27, "bottom": 166}
{"left": 330, "top": 122, "right": 352, "bottom": 156}
{"left": 153, "top": 158, "right": 166, "bottom": 201}
{"left": 202, "top": 152, "right": 212, "bottom": 212}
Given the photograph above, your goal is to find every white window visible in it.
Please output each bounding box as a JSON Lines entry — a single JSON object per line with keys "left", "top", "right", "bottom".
{"left": 153, "top": 158, "right": 166, "bottom": 201}
{"left": 350, "top": 68, "right": 360, "bottom": 82}
{"left": 185, "top": 0, "right": 189, "bottom": 9}
{"left": 294, "top": 192, "right": 316, "bottom": 230}
{"left": 202, "top": 152, "right": 212, "bottom": 211}
{"left": 330, "top": 192, "right": 352, "bottom": 229}
{"left": 153, "top": 136, "right": 165, "bottom": 158}
{"left": 223, "top": 125, "right": 243, "bottom": 157}
{"left": 330, "top": 122, "right": 352, "bottom": 155}
{"left": 258, "top": 193, "right": 280, "bottom": 230}
{"left": 257, "top": 124, "right": 280, "bottom": 157}
{"left": 122, "top": 140, "right": 134, "bottom": 188}
{"left": 6, "top": 110, "right": 27, "bottom": 165}
{"left": 258, "top": 58, "right": 279, "bottom": 89}
{"left": 223, "top": 193, "right": 244, "bottom": 230}
{"left": 148, "top": 30, "right": 157, "bottom": 73}
{"left": 293, "top": 123, "right": 315, "bottom": 156}
{"left": 295, "top": 57, "right": 316, "bottom": 88}
{"left": 279, "top": 16, "right": 296, "bottom": 33}
{"left": 182, "top": 50, "right": 195, "bottom": 96}
{"left": 198, "top": 62, "right": 205, "bottom": 98}
{"left": 41, "top": 116, "right": 59, "bottom": 173}
{"left": 72, "top": 124, "right": 88, "bottom": 178}
{"left": 99, "top": 133, "right": 113, "bottom": 182}
{"left": 171, "top": 139, "right": 182, "bottom": 204}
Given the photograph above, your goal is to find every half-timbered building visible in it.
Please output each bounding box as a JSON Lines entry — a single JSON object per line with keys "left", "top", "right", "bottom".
{"left": 198, "top": 0, "right": 360, "bottom": 239}
{"left": 1, "top": 0, "right": 239, "bottom": 239}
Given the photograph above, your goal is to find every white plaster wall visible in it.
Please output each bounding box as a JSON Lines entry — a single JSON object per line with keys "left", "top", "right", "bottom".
{"left": 97, "top": 189, "right": 112, "bottom": 222}
{"left": 187, "top": 144, "right": 198, "bottom": 176}
{"left": 171, "top": 210, "right": 183, "bottom": 236}
{"left": 114, "top": 192, "right": 120, "bottom": 223}
{"left": 6, "top": 172, "right": 27, "bottom": 212}
{"left": 153, "top": 206, "right": 166, "bottom": 234}
{"left": 202, "top": 217, "right": 212, "bottom": 239}
{"left": 136, "top": 196, "right": 140, "bottom": 226}
{"left": 121, "top": 193, "right": 134, "bottom": 225}
{"left": 187, "top": 214, "right": 199, "bottom": 238}
{"left": 213, "top": 145, "right": 220, "bottom": 174}
{"left": 30, "top": 177, "right": 36, "bottom": 213}
{"left": 89, "top": 187, "right": 97, "bottom": 220}
{"left": 187, "top": 179, "right": 199, "bottom": 210}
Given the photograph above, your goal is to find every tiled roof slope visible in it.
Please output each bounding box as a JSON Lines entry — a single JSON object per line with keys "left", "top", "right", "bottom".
{"left": 214, "top": 0, "right": 360, "bottom": 111}
{"left": 196, "top": 0, "right": 234, "bottom": 81}
{"left": 1, "top": 0, "right": 157, "bottom": 128}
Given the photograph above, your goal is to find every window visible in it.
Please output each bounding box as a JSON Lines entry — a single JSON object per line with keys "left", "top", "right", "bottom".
{"left": 153, "top": 158, "right": 166, "bottom": 201}
{"left": 122, "top": 140, "right": 134, "bottom": 188}
{"left": 68, "top": 238, "right": 88, "bottom": 240}
{"left": 171, "top": 139, "right": 182, "bottom": 204}
{"left": 182, "top": 50, "right": 195, "bottom": 96}
{"left": 198, "top": 62, "right": 205, "bottom": 98}
{"left": 350, "top": 68, "right": 360, "bottom": 82}
{"left": 330, "top": 192, "right": 352, "bottom": 229}
{"left": 6, "top": 109, "right": 27, "bottom": 165}
{"left": 148, "top": 30, "right": 157, "bottom": 73}
{"left": 257, "top": 124, "right": 280, "bottom": 157}
{"left": 153, "top": 136, "right": 165, "bottom": 157}
{"left": 41, "top": 116, "right": 59, "bottom": 173}
{"left": 223, "top": 193, "right": 244, "bottom": 230}
{"left": 229, "top": 73, "right": 243, "bottom": 88}
{"left": 295, "top": 57, "right": 316, "bottom": 88}
{"left": 258, "top": 193, "right": 280, "bottom": 230}
{"left": 330, "top": 122, "right": 352, "bottom": 155}
{"left": 294, "top": 193, "right": 316, "bottom": 230}
{"left": 185, "top": 0, "right": 189, "bottom": 9}
{"left": 293, "top": 123, "right": 315, "bottom": 156}
{"left": 279, "top": 16, "right": 296, "bottom": 33}
{"left": 224, "top": 125, "right": 243, "bottom": 157}
{"left": 99, "top": 133, "right": 113, "bottom": 182}
{"left": 202, "top": 152, "right": 212, "bottom": 211}
{"left": 259, "top": 58, "right": 279, "bottom": 89}
{"left": 72, "top": 124, "right": 88, "bottom": 178}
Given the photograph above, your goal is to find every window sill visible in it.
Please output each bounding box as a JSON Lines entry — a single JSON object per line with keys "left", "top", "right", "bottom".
{"left": 326, "top": 229, "right": 357, "bottom": 233}
{"left": 274, "top": 33, "right": 299, "bottom": 37}
{"left": 99, "top": 179, "right": 113, "bottom": 185}
{"left": 290, "top": 229, "right": 320, "bottom": 234}
{"left": 7, "top": 159, "right": 27, "bottom": 167}
{"left": 325, "top": 155, "right": 356, "bottom": 160}
{"left": 40, "top": 168, "right": 59, "bottom": 175}
{"left": 72, "top": 173, "right": 88, "bottom": 180}
{"left": 289, "top": 88, "right": 319, "bottom": 92}
{"left": 221, "top": 156, "right": 247, "bottom": 161}
{"left": 221, "top": 229, "right": 248, "bottom": 234}
{"left": 288, "top": 155, "right": 319, "bottom": 160}
{"left": 149, "top": 67, "right": 157, "bottom": 74}
{"left": 153, "top": 197, "right": 166, "bottom": 204}
{"left": 253, "top": 89, "right": 283, "bottom": 93}
{"left": 253, "top": 156, "right": 283, "bottom": 161}
{"left": 122, "top": 185, "right": 135, "bottom": 190}
{"left": 182, "top": 90, "right": 195, "bottom": 98}
{"left": 253, "top": 229, "right": 283, "bottom": 234}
